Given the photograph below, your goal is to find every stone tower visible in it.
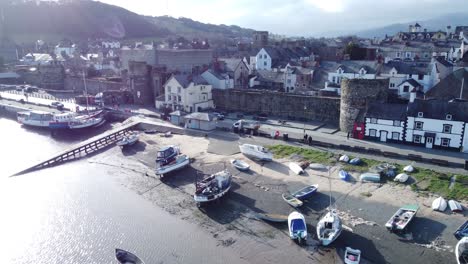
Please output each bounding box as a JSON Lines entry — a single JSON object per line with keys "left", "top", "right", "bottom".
{"left": 339, "top": 79, "right": 389, "bottom": 133}
{"left": 253, "top": 31, "right": 269, "bottom": 48}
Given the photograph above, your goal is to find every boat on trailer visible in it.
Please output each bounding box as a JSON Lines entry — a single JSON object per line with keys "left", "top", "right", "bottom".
{"left": 385, "top": 204, "right": 419, "bottom": 232}
{"left": 239, "top": 144, "right": 273, "bottom": 161}
{"left": 291, "top": 184, "right": 318, "bottom": 200}
{"left": 115, "top": 248, "right": 145, "bottom": 264}
{"left": 316, "top": 209, "right": 342, "bottom": 246}
{"left": 288, "top": 211, "right": 308, "bottom": 244}
{"left": 194, "top": 170, "right": 232, "bottom": 207}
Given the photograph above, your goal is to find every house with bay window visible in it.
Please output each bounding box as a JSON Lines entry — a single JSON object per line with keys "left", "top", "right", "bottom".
{"left": 364, "top": 103, "right": 407, "bottom": 143}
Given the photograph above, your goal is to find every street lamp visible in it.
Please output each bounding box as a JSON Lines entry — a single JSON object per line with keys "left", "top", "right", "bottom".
{"left": 303, "top": 105, "right": 307, "bottom": 139}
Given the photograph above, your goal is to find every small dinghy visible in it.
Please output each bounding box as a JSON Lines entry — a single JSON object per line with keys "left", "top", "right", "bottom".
{"left": 374, "top": 163, "right": 396, "bottom": 177}
{"left": 394, "top": 173, "right": 409, "bottom": 183}
{"left": 349, "top": 158, "right": 361, "bottom": 165}
{"left": 309, "top": 163, "right": 328, "bottom": 171}
{"left": 432, "top": 197, "right": 448, "bottom": 212}
{"left": 316, "top": 209, "right": 342, "bottom": 246}
{"left": 144, "top": 129, "right": 157, "bottom": 134}
{"left": 257, "top": 213, "right": 288, "bottom": 223}
{"left": 282, "top": 193, "right": 303, "bottom": 208}
{"left": 291, "top": 184, "right": 318, "bottom": 200}
{"left": 194, "top": 170, "right": 232, "bottom": 206}
{"left": 360, "top": 173, "right": 380, "bottom": 183}
{"left": 339, "top": 170, "right": 351, "bottom": 182}
{"left": 385, "top": 204, "right": 419, "bottom": 232}
{"left": 160, "top": 131, "right": 172, "bottom": 137}
{"left": 117, "top": 132, "right": 139, "bottom": 147}
{"left": 289, "top": 162, "right": 304, "bottom": 175}
{"left": 339, "top": 155, "right": 350, "bottom": 163}
{"left": 449, "top": 200, "right": 463, "bottom": 213}
{"left": 288, "top": 211, "right": 307, "bottom": 244}
{"left": 230, "top": 159, "right": 250, "bottom": 171}
{"left": 403, "top": 165, "right": 415, "bottom": 173}
{"left": 239, "top": 144, "right": 273, "bottom": 161}
{"left": 344, "top": 247, "right": 361, "bottom": 264}
{"left": 455, "top": 221, "right": 468, "bottom": 240}
{"left": 115, "top": 248, "right": 145, "bottom": 264}
{"left": 456, "top": 237, "right": 468, "bottom": 264}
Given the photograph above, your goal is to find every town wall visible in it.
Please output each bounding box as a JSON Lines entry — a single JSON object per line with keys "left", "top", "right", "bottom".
{"left": 155, "top": 49, "right": 213, "bottom": 73}
{"left": 64, "top": 76, "right": 123, "bottom": 94}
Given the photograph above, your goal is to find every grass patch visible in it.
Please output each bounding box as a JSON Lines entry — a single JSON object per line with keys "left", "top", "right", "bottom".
{"left": 268, "top": 144, "right": 335, "bottom": 165}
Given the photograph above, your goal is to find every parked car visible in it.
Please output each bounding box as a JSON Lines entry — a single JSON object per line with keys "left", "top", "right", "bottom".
{"left": 50, "top": 101, "right": 64, "bottom": 110}
{"left": 212, "top": 112, "right": 225, "bottom": 120}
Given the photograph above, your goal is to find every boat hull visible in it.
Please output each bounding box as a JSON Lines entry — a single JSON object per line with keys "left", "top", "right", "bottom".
{"left": 156, "top": 155, "right": 190, "bottom": 176}
{"left": 239, "top": 144, "right": 273, "bottom": 161}
{"left": 115, "top": 248, "right": 144, "bottom": 264}
{"left": 292, "top": 184, "right": 318, "bottom": 200}
{"left": 289, "top": 162, "right": 304, "bottom": 175}
{"left": 449, "top": 200, "right": 463, "bottom": 213}
{"left": 194, "top": 185, "right": 231, "bottom": 203}
{"left": 432, "top": 197, "right": 447, "bottom": 211}
{"left": 288, "top": 212, "right": 307, "bottom": 242}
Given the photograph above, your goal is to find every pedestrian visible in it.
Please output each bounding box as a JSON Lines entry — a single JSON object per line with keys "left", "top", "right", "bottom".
{"left": 308, "top": 135, "right": 312, "bottom": 146}
{"left": 347, "top": 132, "right": 350, "bottom": 140}
{"left": 304, "top": 133, "right": 308, "bottom": 143}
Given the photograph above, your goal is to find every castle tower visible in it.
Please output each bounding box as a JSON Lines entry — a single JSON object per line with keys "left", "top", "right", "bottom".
{"left": 253, "top": 31, "right": 269, "bottom": 48}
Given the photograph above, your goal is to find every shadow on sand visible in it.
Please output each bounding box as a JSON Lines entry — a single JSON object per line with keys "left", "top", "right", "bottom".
{"left": 121, "top": 141, "right": 147, "bottom": 156}
{"left": 334, "top": 230, "right": 388, "bottom": 264}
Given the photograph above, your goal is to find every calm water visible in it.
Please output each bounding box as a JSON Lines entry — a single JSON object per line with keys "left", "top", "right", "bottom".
{"left": 0, "top": 118, "right": 245, "bottom": 264}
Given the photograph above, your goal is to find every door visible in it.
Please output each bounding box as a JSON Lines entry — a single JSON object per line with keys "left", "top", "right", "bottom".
{"left": 426, "top": 137, "right": 434, "bottom": 148}
{"left": 380, "top": 131, "right": 388, "bottom": 142}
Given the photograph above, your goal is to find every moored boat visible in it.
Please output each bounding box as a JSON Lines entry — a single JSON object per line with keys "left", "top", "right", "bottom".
{"left": 17, "top": 110, "right": 54, "bottom": 127}
{"left": 289, "top": 162, "right": 304, "bottom": 175}
{"left": 339, "top": 170, "right": 351, "bottom": 182}
{"left": 282, "top": 193, "right": 303, "bottom": 208}
{"left": 403, "top": 165, "right": 415, "bottom": 173}
{"left": 309, "top": 163, "right": 328, "bottom": 171}
{"left": 117, "top": 132, "right": 139, "bottom": 147}
{"left": 456, "top": 237, "right": 468, "bottom": 264}
{"left": 339, "top": 155, "right": 350, "bottom": 163}
{"left": 385, "top": 204, "right": 419, "bottom": 232}
{"left": 155, "top": 155, "right": 190, "bottom": 177}
{"left": 432, "top": 197, "right": 448, "bottom": 212}
{"left": 449, "top": 200, "right": 463, "bottom": 213}
{"left": 68, "top": 116, "right": 104, "bottom": 129}
{"left": 394, "top": 173, "right": 409, "bottom": 183}
{"left": 239, "top": 144, "right": 273, "bottom": 161}
{"left": 344, "top": 247, "right": 361, "bottom": 264}
{"left": 288, "top": 211, "right": 307, "bottom": 244}
{"left": 230, "top": 159, "right": 250, "bottom": 171}
{"left": 455, "top": 221, "right": 468, "bottom": 240}
{"left": 316, "top": 209, "right": 342, "bottom": 246}
{"left": 194, "top": 170, "right": 232, "bottom": 206}
{"left": 291, "top": 184, "right": 318, "bottom": 200}
{"left": 115, "top": 248, "right": 145, "bottom": 264}
{"left": 360, "top": 172, "right": 380, "bottom": 183}
{"left": 349, "top": 158, "right": 361, "bottom": 165}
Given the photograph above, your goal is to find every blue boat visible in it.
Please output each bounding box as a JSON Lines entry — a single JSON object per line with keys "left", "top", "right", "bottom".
{"left": 349, "top": 158, "right": 361, "bottom": 165}
{"left": 339, "top": 170, "right": 351, "bottom": 182}
{"left": 292, "top": 184, "right": 319, "bottom": 200}
{"left": 455, "top": 220, "right": 468, "bottom": 240}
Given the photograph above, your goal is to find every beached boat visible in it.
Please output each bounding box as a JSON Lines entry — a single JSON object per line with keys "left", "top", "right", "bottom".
{"left": 68, "top": 116, "right": 104, "bottom": 129}
{"left": 349, "top": 158, "right": 361, "bottom": 165}
{"left": 288, "top": 211, "right": 307, "bottom": 244}
{"left": 344, "top": 247, "right": 361, "bottom": 264}
{"left": 230, "top": 159, "right": 250, "bottom": 171}
{"left": 282, "top": 193, "right": 303, "bottom": 208}
{"left": 339, "top": 155, "right": 350, "bottom": 163}
{"left": 156, "top": 145, "right": 180, "bottom": 164}
{"left": 455, "top": 221, "right": 468, "bottom": 240}
{"left": 155, "top": 155, "right": 190, "bottom": 177}
{"left": 117, "top": 132, "right": 139, "bottom": 147}
{"left": 160, "top": 131, "right": 172, "bottom": 137}
{"left": 394, "top": 173, "right": 409, "bottom": 183}
{"left": 257, "top": 213, "right": 288, "bottom": 223}
{"left": 432, "top": 197, "right": 448, "bottom": 212}
{"left": 403, "top": 165, "right": 415, "bottom": 173}
{"left": 360, "top": 172, "right": 380, "bottom": 183}
{"left": 456, "top": 237, "right": 468, "bottom": 264}
{"left": 374, "top": 163, "right": 397, "bottom": 177}
{"left": 292, "top": 184, "right": 318, "bottom": 200}
{"left": 239, "top": 144, "right": 273, "bottom": 161}
{"left": 48, "top": 112, "right": 79, "bottom": 129}
{"left": 309, "top": 163, "right": 328, "bottom": 171}
{"left": 449, "top": 200, "right": 463, "bottom": 213}
{"left": 194, "top": 170, "right": 232, "bottom": 206}
{"left": 316, "top": 209, "right": 342, "bottom": 246}
{"left": 17, "top": 110, "right": 55, "bottom": 127}
{"left": 115, "top": 248, "right": 145, "bottom": 264}
{"left": 385, "top": 204, "right": 419, "bottom": 232}
{"left": 289, "top": 162, "right": 304, "bottom": 175}
{"left": 339, "top": 170, "right": 351, "bottom": 182}
{"left": 144, "top": 129, "right": 158, "bottom": 134}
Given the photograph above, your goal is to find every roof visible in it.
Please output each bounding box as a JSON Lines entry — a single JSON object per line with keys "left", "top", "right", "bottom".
{"left": 219, "top": 58, "right": 243, "bottom": 72}
{"left": 366, "top": 102, "right": 407, "bottom": 120}
{"left": 381, "top": 61, "right": 430, "bottom": 75}
{"left": 398, "top": 79, "right": 422, "bottom": 88}
{"left": 336, "top": 61, "right": 380, "bottom": 74}
{"left": 172, "top": 74, "right": 208, "bottom": 87}
{"left": 407, "top": 99, "right": 468, "bottom": 122}
{"left": 169, "top": 110, "right": 186, "bottom": 116}
{"left": 204, "top": 69, "right": 232, "bottom": 80}
{"left": 426, "top": 69, "right": 468, "bottom": 100}
{"left": 256, "top": 70, "right": 284, "bottom": 83}
{"left": 184, "top": 112, "right": 215, "bottom": 121}
{"left": 434, "top": 57, "right": 453, "bottom": 68}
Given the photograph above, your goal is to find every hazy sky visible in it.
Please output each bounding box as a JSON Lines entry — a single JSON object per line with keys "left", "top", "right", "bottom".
{"left": 99, "top": 0, "right": 468, "bottom": 36}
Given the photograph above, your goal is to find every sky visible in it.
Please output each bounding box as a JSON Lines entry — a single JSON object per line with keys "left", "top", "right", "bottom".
{"left": 98, "top": 0, "right": 468, "bottom": 36}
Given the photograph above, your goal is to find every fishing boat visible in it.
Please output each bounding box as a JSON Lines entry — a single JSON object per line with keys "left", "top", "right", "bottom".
{"left": 309, "top": 163, "right": 328, "bottom": 171}
{"left": 292, "top": 184, "right": 318, "bottom": 200}
{"left": 282, "top": 193, "right": 303, "bottom": 208}
{"left": 316, "top": 209, "right": 342, "bottom": 246}
{"left": 394, "top": 173, "right": 409, "bottom": 183}
{"left": 385, "top": 204, "right": 419, "bottom": 232}
{"left": 155, "top": 155, "right": 190, "bottom": 177}
{"left": 48, "top": 112, "right": 79, "bottom": 129}
{"left": 117, "top": 132, "right": 139, "bottom": 147}
{"left": 17, "top": 110, "right": 55, "bottom": 127}
{"left": 156, "top": 145, "right": 180, "bottom": 163}
{"left": 230, "top": 159, "right": 250, "bottom": 171}
{"left": 68, "top": 116, "right": 105, "bottom": 129}
{"left": 339, "top": 170, "right": 351, "bottom": 182}
{"left": 349, "top": 158, "right": 361, "bottom": 165}
{"left": 456, "top": 237, "right": 468, "bottom": 264}
{"left": 403, "top": 165, "right": 415, "bottom": 173}
{"left": 339, "top": 155, "right": 350, "bottom": 163}
{"left": 115, "top": 248, "right": 145, "bottom": 264}
{"left": 344, "top": 247, "right": 361, "bottom": 264}
{"left": 239, "top": 144, "right": 273, "bottom": 161}
{"left": 449, "top": 200, "right": 463, "bottom": 213}
{"left": 256, "top": 213, "right": 288, "bottom": 223}
{"left": 432, "top": 197, "right": 448, "bottom": 212}
{"left": 288, "top": 211, "right": 308, "bottom": 244}
{"left": 360, "top": 172, "right": 380, "bottom": 183}
{"left": 454, "top": 221, "right": 468, "bottom": 240}
{"left": 194, "top": 170, "right": 232, "bottom": 206}
{"left": 289, "top": 162, "right": 304, "bottom": 175}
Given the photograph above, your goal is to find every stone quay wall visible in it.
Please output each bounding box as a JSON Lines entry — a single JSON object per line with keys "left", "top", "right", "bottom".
{"left": 64, "top": 76, "right": 123, "bottom": 95}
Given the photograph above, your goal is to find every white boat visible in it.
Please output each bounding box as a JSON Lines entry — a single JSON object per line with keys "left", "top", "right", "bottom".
{"left": 309, "top": 163, "right": 328, "bottom": 171}
{"left": 403, "top": 165, "right": 414, "bottom": 173}
{"left": 230, "top": 159, "right": 250, "bottom": 171}
{"left": 17, "top": 110, "right": 54, "bottom": 127}
{"left": 344, "top": 247, "right": 361, "bottom": 264}
{"left": 456, "top": 237, "right": 468, "bottom": 264}
{"left": 115, "top": 248, "right": 145, "bottom": 264}
{"left": 68, "top": 116, "right": 104, "bottom": 129}
{"left": 289, "top": 162, "right": 304, "bottom": 175}
{"left": 282, "top": 193, "right": 303, "bottom": 208}
{"left": 394, "top": 173, "right": 409, "bottom": 183}
{"left": 288, "top": 211, "right": 307, "bottom": 244}
{"left": 316, "top": 209, "right": 342, "bottom": 246}
{"left": 194, "top": 170, "right": 232, "bottom": 206}
{"left": 117, "top": 132, "right": 139, "bottom": 147}
{"left": 339, "top": 155, "right": 350, "bottom": 163}
{"left": 239, "top": 144, "right": 273, "bottom": 161}
{"left": 385, "top": 204, "right": 419, "bottom": 232}
{"left": 449, "top": 200, "right": 463, "bottom": 213}
{"left": 155, "top": 154, "right": 190, "bottom": 177}
{"left": 432, "top": 197, "right": 448, "bottom": 212}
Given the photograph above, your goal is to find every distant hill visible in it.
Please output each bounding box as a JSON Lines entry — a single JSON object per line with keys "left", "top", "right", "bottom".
{"left": 355, "top": 13, "right": 468, "bottom": 38}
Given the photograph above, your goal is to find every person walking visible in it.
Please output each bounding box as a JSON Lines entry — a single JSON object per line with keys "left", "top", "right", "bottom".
{"left": 304, "top": 133, "right": 308, "bottom": 143}
{"left": 347, "top": 132, "right": 350, "bottom": 140}
{"left": 308, "top": 135, "right": 312, "bottom": 146}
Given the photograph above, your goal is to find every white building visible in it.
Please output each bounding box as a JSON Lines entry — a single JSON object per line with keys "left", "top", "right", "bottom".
{"left": 201, "top": 69, "right": 234, "bottom": 90}
{"left": 159, "top": 74, "right": 214, "bottom": 113}
{"left": 101, "top": 41, "right": 121, "bottom": 49}
{"left": 380, "top": 61, "right": 434, "bottom": 95}
{"left": 327, "top": 61, "right": 379, "bottom": 86}
{"left": 365, "top": 103, "right": 407, "bottom": 142}
{"left": 255, "top": 48, "right": 274, "bottom": 71}
{"left": 54, "top": 40, "right": 76, "bottom": 57}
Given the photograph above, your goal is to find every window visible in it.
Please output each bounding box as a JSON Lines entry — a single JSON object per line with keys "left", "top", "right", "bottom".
{"left": 393, "top": 120, "right": 401, "bottom": 127}
{"left": 287, "top": 79, "right": 291, "bottom": 84}
{"left": 443, "top": 124, "right": 452, "bottom": 133}
{"left": 406, "top": 52, "right": 411, "bottom": 58}
{"left": 369, "top": 129, "right": 377, "bottom": 137}
{"left": 408, "top": 74, "right": 412, "bottom": 78}
{"left": 390, "top": 83, "right": 395, "bottom": 88}
{"left": 446, "top": 114, "right": 452, "bottom": 120}
{"left": 370, "top": 118, "right": 377, "bottom": 124}
{"left": 417, "top": 112, "right": 424, "bottom": 117}
{"left": 332, "top": 77, "right": 336, "bottom": 83}
{"left": 441, "top": 138, "right": 450, "bottom": 147}
{"left": 418, "top": 74, "right": 424, "bottom": 80}
{"left": 392, "top": 132, "right": 400, "bottom": 140}
{"left": 177, "top": 95, "right": 181, "bottom": 102}
{"left": 396, "top": 52, "right": 401, "bottom": 58}
{"left": 403, "top": 85, "right": 410, "bottom": 92}
{"left": 263, "top": 61, "right": 267, "bottom": 66}
{"left": 415, "top": 121, "right": 423, "bottom": 130}
{"left": 177, "top": 87, "right": 181, "bottom": 93}
{"left": 413, "top": 135, "right": 422, "bottom": 143}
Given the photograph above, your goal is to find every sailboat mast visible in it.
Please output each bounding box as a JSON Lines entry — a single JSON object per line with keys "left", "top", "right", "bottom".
{"left": 83, "top": 71, "right": 89, "bottom": 115}
{"left": 328, "top": 166, "right": 332, "bottom": 209}
{"left": 460, "top": 77, "right": 465, "bottom": 100}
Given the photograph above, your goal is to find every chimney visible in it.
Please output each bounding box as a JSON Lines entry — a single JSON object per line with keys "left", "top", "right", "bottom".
{"left": 409, "top": 89, "right": 417, "bottom": 103}
{"left": 447, "top": 25, "right": 452, "bottom": 35}
{"left": 424, "top": 28, "right": 427, "bottom": 33}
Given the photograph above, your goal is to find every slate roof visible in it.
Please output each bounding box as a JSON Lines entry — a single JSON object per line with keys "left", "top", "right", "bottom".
{"left": 381, "top": 61, "right": 431, "bottom": 75}
{"left": 335, "top": 61, "right": 380, "bottom": 74}
{"left": 407, "top": 99, "right": 468, "bottom": 122}
{"left": 366, "top": 102, "right": 407, "bottom": 120}
{"left": 184, "top": 112, "right": 215, "bottom": 121}
{"left": 398, "top": 79, "right": 422, "bottom": 88}
{"left": 219, "top": 58, "right": 243, "bottom": 72}
{"left": 173, "top": 74, "right": 208, "bottom": 87}
{"left": 426, "top": 69, "right": 468, "bottom": 100}
{"left": 256, "top": 70, "right": 284, "bottom": 83}
{"left": 435, "top": 57, "right": 453, "bottom": 68}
